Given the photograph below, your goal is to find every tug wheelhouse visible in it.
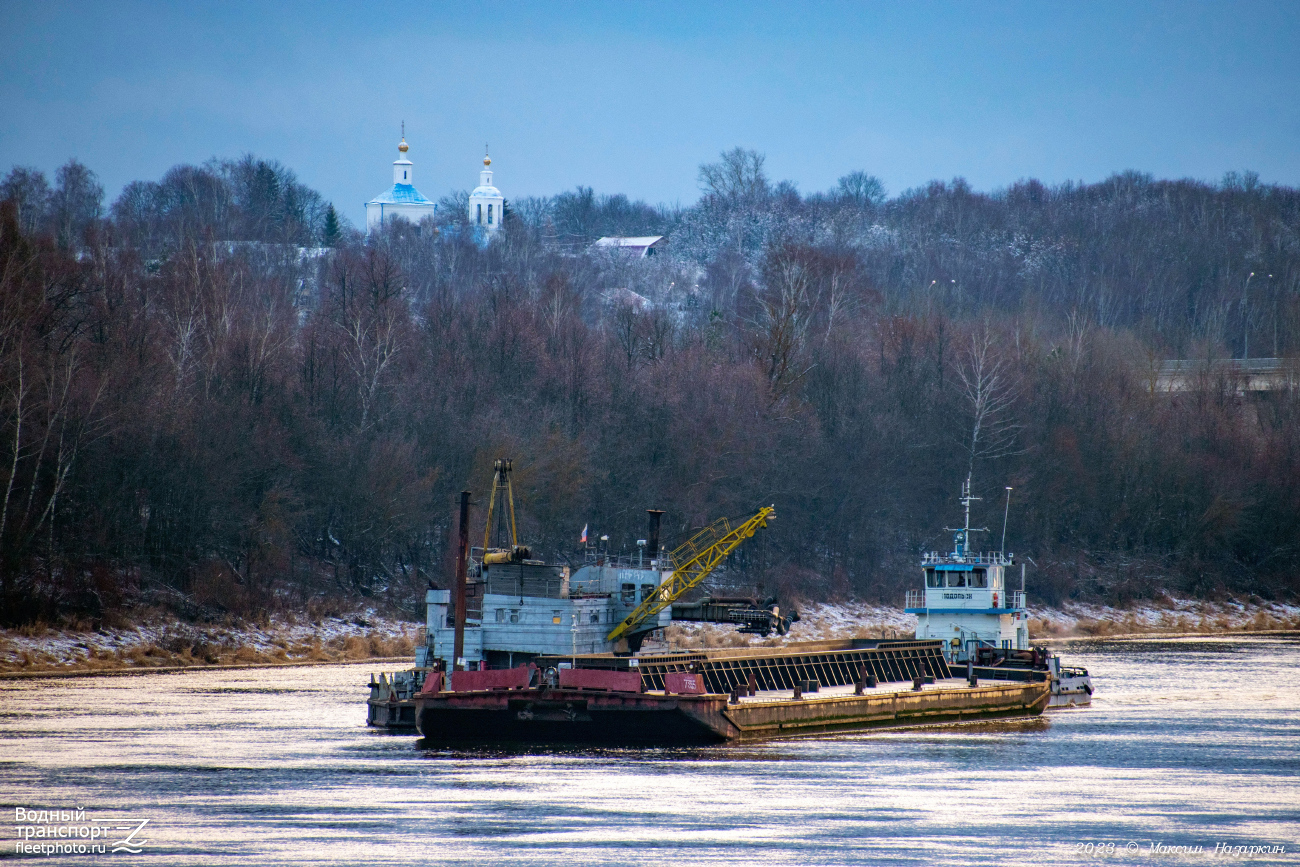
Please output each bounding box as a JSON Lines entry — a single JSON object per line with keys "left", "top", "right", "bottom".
{"left": 910, "top": 553, "right": 1029, "bottom": 661}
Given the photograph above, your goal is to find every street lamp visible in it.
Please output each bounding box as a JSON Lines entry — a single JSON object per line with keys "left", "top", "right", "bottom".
{"left": 1243, "top": 272, "right": 1255, "bottom": 360}
{"left": 1268, "top": 275, "right": 1277, "bottom": 357}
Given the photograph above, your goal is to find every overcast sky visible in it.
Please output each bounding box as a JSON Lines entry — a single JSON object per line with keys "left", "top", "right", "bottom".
{"left": 2, "top": 1, "right": 1297, "bottom": 226}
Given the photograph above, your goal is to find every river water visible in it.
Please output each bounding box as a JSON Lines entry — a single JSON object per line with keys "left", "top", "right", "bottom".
{"left": 1, "top": 636, "right": 1297, "bottom": 865}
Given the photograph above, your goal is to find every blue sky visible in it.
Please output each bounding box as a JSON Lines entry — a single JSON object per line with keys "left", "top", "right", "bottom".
{"left": 2, "top": 1, "right": 1297, "bottom": 226}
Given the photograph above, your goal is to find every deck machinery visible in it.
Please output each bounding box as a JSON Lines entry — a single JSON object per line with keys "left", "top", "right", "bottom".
{"left": 415, "top": 460, "right": 790, "bottom": 672}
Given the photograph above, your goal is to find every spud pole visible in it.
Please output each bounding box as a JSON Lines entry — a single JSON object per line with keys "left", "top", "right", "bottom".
{"left": 453, "top": 490, "right": 470, "bottom": 672}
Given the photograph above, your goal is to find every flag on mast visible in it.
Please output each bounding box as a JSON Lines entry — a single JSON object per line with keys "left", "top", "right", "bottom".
{"left": 580, "top": 524, "right": 588, "bottom": 544}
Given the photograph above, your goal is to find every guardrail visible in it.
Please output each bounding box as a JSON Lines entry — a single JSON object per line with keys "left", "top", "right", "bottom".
{"left": 921, "top": 551, "right": 1015, "bottom": 565}
{"left": 904, "top": 589, "right": 1025, "bottom": 609}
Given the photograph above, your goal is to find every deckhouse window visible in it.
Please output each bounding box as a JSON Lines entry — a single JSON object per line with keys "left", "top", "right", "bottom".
{"left": 947, "top": 573, "right": 966, "bottom": 588}
{"left": 926, "top": 569, "right": 942, "bottom": 588}
{"left": 970, "top": 569, "right": 988, "bottom": 588}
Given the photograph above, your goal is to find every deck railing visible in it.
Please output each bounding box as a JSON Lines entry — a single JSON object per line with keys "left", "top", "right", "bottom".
{"left": 921, "top": 551, "right": 1015, "bottom": 565}
{"left": 904, "top": 589, "right": 1026, "bottom": 609}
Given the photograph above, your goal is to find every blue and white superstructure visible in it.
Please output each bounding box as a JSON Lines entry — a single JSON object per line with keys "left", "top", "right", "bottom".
{"left": 906, "top": 476, "right": 1092, "bottom": 706}
{"left": 907, "top": 476, "right": 1029, "bottom": 661}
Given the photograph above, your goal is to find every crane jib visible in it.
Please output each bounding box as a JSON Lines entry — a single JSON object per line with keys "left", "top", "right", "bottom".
{"left": 605, "top": 506, "right": 775, "bottom": 642}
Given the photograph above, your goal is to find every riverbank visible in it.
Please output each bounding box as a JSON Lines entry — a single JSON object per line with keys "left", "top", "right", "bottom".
{"left": 663, "top": 596, "right": 1300, "bottom": 649}
{"left": 0, "top": 612, "right": 420, "bottom": 676}
{"left": 5, "top": 596, "right": 1298, "bottom": 676}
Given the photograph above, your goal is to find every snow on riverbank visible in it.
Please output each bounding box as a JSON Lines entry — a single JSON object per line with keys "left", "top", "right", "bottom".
{"left": 1028, "top": 597, "right": 1300, "bottom": 637}
{"left": 662, "top": 597, "right": 1300, "bottom": 650}
{"left": 5, "top": 596, "right": 1298, "bottom": 673}
{"left": 0, "top": 613, "right": 421, "bottom": 674}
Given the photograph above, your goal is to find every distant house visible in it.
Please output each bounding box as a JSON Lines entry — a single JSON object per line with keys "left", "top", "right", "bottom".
{"left": 591, "top": 236, "right": 667, "bottom": 258}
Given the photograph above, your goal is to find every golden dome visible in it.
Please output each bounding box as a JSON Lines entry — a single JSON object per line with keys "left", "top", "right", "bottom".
{"left": 483, "top": 155, "right": 491, "bottom": 167}
{"left": 398, "top": 138, "right": 409, "bottom": 153}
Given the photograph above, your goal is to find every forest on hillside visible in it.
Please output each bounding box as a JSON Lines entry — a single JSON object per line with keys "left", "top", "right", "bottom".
{"left": 1, "top": 150, "right": 1298, "bottom": 627}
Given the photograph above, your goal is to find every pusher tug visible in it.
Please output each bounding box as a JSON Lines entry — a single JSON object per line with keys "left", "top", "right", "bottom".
{"left": 905, "top": 476, "right": 1092, "bottom": 708}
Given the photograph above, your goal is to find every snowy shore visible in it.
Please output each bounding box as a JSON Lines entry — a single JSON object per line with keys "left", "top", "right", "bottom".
{"left": 662, "top": 597, "right": 1300, "bottom": 650}
{"left": 0, "top": 612, "right": 419, "bottom": 675}
{"left": 4, "top": 597, "right": 1298, "bottom": 674}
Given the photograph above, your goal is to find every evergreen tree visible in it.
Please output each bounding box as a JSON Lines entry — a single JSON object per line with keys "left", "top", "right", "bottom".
{"left": 323, "top": 205, "right": 340, "bottom": 247}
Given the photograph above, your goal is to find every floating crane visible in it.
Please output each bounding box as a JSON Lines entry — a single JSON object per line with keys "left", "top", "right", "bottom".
{"left": 606, "top": 505, "right": 776, "bottom": 643}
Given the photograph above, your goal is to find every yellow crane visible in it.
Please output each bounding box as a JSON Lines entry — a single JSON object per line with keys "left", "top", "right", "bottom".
{"left": 480, "top": 458, "right": 531, "bottom": 565}
{"left": 606, "top": 505, "right": 776, "bottom": 642}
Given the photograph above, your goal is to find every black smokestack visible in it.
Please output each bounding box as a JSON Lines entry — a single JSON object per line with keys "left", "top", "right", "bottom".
{"left": 647, "top": 509, "right": 664, "bottom": 560}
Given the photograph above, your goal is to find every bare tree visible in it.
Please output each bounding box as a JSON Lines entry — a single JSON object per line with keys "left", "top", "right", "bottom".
{"left": 698, "top": 148, "right": 769, "bottom": 203}
{"left": 0, "top": 168, "right": 51, "bottom": 237}
{"left": 751, "top": 244, "right": 821, "bottom": 397}
{"left": 51, "top": 160, "right": 103, "bottom": 249}
{"left": 836, "top": 171, "right": 887, "bottom": 207}
{"left": 953, "top": 324, "right": 1023, "bottom": 474}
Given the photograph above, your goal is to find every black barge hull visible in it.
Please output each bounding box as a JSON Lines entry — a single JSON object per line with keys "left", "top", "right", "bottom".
{"left": 416, "top": 680, "right": 1051, "bottom": 745}
{"left": 415, "top": 639, "right": 1051, "bottom": 746}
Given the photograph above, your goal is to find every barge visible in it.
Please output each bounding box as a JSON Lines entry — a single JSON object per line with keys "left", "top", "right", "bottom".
{"left": 413, "top": 638, "right": 1051, "bottom": 745}
{"left": 370, "top": 464, "right": 1085, "bottom": 737}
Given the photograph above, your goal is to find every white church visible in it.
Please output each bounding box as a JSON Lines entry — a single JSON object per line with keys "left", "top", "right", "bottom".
{"left": 365, "top": 133, "right": 505, "bottom": 236}
{"left": 468, "top": 150, "right": 504, "bottom": 232}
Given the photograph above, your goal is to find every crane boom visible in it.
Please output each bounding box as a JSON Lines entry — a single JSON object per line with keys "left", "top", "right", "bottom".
{"left": 606, "top": 506, "right": 775, "bottom": 642}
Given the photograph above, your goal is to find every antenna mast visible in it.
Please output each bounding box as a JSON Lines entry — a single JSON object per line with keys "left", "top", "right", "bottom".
{"left": 1001, "top": 486, "right": 1013, "bottom": 555}
{"left": 946, "top": 473, "right": 988, "bottom": 559}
